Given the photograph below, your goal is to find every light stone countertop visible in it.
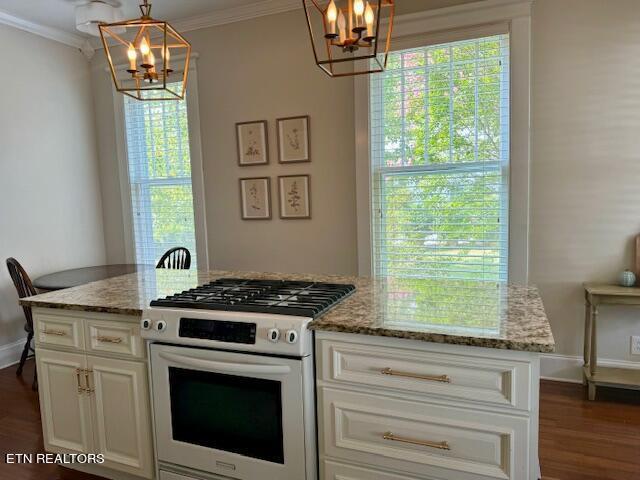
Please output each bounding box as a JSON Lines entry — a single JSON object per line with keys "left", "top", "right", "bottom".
{"left": 21, "top": 269, "right": 554, "bottom": 353}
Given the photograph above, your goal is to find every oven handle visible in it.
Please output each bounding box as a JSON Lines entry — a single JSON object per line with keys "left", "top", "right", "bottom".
{"left": 159, "top": 351, "right": 292, "bottom": 375}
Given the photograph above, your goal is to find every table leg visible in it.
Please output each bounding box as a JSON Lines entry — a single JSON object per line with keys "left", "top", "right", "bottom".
{"left": 588, "top": 381, "right": 596, "bottom": 401}
{"left": 583, "top": 299, "right": 592, "bottom": 385}
{"left": 588, "top": 304, "right": 598, "bottom": 400}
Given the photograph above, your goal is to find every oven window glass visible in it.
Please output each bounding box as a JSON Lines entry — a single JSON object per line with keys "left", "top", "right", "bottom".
{"left": 168, "top": 367, "right": 284, "bottom": 464}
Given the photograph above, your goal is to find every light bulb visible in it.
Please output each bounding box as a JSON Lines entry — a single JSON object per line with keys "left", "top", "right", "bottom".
{"left": 162, "top": 46, "right": 171, "bottom": 71}
{"left": 327, "top": 0, "right": 337, "bottom": 22}
{"left": 127, "top": 43, "right": 137, "bottom": 70}
{"left": 354, "top": 0, "right": 365, "bottom": 16}
{"left": 364, "top": 2, "right": 374, "bottom": 37}
{"left": 337, "top": 8, "right": 347, "bottom": 43}
{"left": 140, "top": 36, "right": 150, "bottom": 56}
{"left": 147, "top": 50, "right": 156, "bottom": 81}
{"left": 364, "top": 2, "right": 374, "bottom": 25}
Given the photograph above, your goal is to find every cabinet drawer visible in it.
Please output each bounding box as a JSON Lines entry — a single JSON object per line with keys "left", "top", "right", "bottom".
{"left": 35, "top": 313, "right": 84, "bottom": 350}
{"left": 318, "top": 340, "right": 531, "bottom": 410}
{"left": 320, "top": 387, "right": 529, "bottom": 480}
{"left": 323, "top": 460, "right": 425, "bottom": 480}
{"left": 85, "top": 320, "right": 143, "bottom": 358}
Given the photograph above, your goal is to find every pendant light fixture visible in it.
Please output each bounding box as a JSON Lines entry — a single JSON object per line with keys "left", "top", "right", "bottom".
{"left": 99, "top": 0, "right": 191, "bottom": 101}
{"left": 302, "top": 0, "right": 394, "bottom": 77}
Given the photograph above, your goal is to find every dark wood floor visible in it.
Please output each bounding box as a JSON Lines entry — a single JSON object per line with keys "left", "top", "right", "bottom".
{"left": 1, "top": 360, "right": 639, "bottom": 480}
{"left": 539, "top": 379, "right": 640, "bottom": 480}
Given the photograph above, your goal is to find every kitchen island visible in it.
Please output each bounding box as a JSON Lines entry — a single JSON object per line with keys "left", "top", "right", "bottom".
{"left": 22, "top": 270, "right": 553, "bottom": 480}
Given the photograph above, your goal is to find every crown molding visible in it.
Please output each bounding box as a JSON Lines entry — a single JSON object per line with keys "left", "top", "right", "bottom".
{"left": 0, "top": 8, "right": 86, "bottom": 50}
{"left": 172, "top": 0, "right": 301, "bottom": 32}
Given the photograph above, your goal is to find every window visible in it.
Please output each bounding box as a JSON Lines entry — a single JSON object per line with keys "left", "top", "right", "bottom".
{"left": 123, "top": 83, "right": 198, "bottom": 267}
{"left": 370, "top": 35, "right": 510, "bottom": 282}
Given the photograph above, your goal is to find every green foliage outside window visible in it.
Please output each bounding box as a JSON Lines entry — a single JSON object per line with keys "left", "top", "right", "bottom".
{"left": 372, "top": 35, "right": 509, "bottom": 283}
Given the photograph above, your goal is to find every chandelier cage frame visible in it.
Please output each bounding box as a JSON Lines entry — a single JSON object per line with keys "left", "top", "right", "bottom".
{"left": 99, "top": 0, "right": 192, "bottom": 101}
{"left": 302, "top": 0, "right": 395, "bottom": 78}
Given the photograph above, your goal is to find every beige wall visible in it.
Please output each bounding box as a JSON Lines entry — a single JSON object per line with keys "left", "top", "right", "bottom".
{"left": 0, "top": 25, "right": 106, "bottom": 356}
{"left": 530, "top": 0, "right": 640, "bottom": 363}
{"left": 190, "top": 11, "right": 357, "bottom": 274}
{"left": 92, "top": 0, "right": 640, "bottom": 364}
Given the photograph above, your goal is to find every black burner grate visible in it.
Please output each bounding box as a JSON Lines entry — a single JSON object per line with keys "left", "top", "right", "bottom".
{"left": 150, "top": 278, "right": 356, "bottom": 318}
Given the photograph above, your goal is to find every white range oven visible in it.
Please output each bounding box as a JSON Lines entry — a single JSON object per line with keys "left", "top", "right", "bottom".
{"left": 141, "top": 278, "right": 355, "bottom": 480}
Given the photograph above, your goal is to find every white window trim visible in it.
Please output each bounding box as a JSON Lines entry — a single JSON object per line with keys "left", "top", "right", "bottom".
{"left": 111, "top": 54, "right": 210, "bottom": 268}
{"left": 355, "top": 0, "right": 531, "bottom": 283}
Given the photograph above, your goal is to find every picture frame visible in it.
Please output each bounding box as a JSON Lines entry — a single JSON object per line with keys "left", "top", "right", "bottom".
{"left": 239, "top": 177, "right": 271, "bottom": 220}
{"left": 277, "top": 115, "right": 310, "bottom": 163}
{"left": 278, "top": 175, "right": 311, "bottom": 219}
{"left": 236, "top": 120, "right": 269, "bottom": 166}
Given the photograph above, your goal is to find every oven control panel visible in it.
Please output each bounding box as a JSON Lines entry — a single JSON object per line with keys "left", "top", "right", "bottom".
{"left": 140, "top": 308, "right": 313, "bottom": 357}
{"left": 178, "top": 318, "right": 257, "bottom": 344}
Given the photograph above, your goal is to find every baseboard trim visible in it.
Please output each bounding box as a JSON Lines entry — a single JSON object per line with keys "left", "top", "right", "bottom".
{"left": 541, "top": 353, "right": 640, "bottom": 383}
{"left": 0, "top": 339, "right": 27, "bottom": 370}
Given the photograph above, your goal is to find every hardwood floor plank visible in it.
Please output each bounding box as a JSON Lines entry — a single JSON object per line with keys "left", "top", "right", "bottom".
{"left": 1, "top": 361, "right": 639, "bottom": 479}
{"left": 539, "top": 380, "right": 640, "bottom": 480}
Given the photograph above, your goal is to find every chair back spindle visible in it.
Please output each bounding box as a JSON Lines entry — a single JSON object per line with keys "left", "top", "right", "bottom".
{"left": 156, "top": 247, "right": 191, "bottom": 270}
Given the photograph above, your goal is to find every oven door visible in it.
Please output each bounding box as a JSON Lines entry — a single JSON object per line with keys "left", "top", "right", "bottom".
{"left": 150, "top": 343, "right": 309, "bottom": 480}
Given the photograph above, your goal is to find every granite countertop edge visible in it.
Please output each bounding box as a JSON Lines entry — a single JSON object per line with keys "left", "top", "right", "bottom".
{"left": 23, "top": 300, "right": 555, "bottom": 354}
{"left": 24, "top": 300, "right": 143, "bottom": 317}
{"left": 308, "top": 323, "right": 555, "bottom": 353}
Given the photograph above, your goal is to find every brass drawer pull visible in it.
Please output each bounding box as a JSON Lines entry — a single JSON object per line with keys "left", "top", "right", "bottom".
{"left": 381, "top": 367, "right": 450, "bottom": 383}
{"left": 383, "top": 432, "right": 451, "bottom": 451}
{"left": 43, "top": 328, "right": 67, "bottom": 336}
{"left": 75, "top": 368, "right": 84, "bottom": 394}
{"left": 96, "top": 335, "right": 123, "bottom": 344}
{"left": 84, "top": 369, "right": 94, "bottom": 394}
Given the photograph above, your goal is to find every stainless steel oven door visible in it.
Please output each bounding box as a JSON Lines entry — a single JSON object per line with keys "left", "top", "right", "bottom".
{"left": 150, "top": 343, "right": 309, "bottom": 480}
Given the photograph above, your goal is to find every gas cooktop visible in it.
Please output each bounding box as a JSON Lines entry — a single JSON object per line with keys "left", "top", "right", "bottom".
{"left": 149, "top": 278, "right": 356, "bottom": 318}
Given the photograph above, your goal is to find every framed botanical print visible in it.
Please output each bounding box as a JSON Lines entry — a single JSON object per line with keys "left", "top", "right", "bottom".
{"left": 239, "top": 177, "right": 271, "bottom": 220}
{"left": 277, "top": 115, "right": 310, "bottom": 163}
{"left": 236, "top": 120, "right": 269, "bottom": 166}
{"left": 278, "top": 175, "right": 311, "bottom": 219}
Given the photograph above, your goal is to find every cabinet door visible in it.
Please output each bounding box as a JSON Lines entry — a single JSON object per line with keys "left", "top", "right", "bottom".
{"left": 87, "top": 355, "right": 154, "bottom": 479}
{"left": 36, "top": 349, "right": 93, "bottom": 454}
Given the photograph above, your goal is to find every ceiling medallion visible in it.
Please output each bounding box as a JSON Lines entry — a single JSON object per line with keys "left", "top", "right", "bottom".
{"left": 303, "top": 0, "right": 395, "bottom": 77}
{"left": 99, "top": 0, "right": 191, "bottom": 100}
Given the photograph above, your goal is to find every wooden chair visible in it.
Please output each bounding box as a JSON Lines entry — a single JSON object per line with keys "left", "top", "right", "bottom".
{"left": 156, "top": 247, "right": 191, "bottom": 270}
{"left": 6, "top": 258, "right": 37, "bottom": 390}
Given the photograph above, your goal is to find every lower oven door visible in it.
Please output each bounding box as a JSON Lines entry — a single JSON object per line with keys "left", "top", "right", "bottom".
{"left": 150, "top": 343, "right": 309, "bottom": 480}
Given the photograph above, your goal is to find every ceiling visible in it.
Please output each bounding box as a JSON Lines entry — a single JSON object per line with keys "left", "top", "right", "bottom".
{"left": 0, "top": 0, "right": 269, "bottom": 38}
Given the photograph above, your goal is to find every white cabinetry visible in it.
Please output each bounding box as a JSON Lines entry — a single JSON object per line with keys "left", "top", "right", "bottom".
{"left": 37, "top": 349, "right": 93, "bottom": 454}
{"left": 34, "top": 308, "right": 154, "bottom": 480}
{"left": 316, "top": 331, "right": 540, "bottom": 480}
{"left": 88, "top": 356, "right": 153, "bottom": 477}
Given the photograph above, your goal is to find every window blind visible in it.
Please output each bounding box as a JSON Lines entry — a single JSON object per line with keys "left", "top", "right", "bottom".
{"left": 123, "top": 83, "right": 198, "bottom": 267}
{"left": 370, "top": 34, "right": 510, "bottom": 281}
